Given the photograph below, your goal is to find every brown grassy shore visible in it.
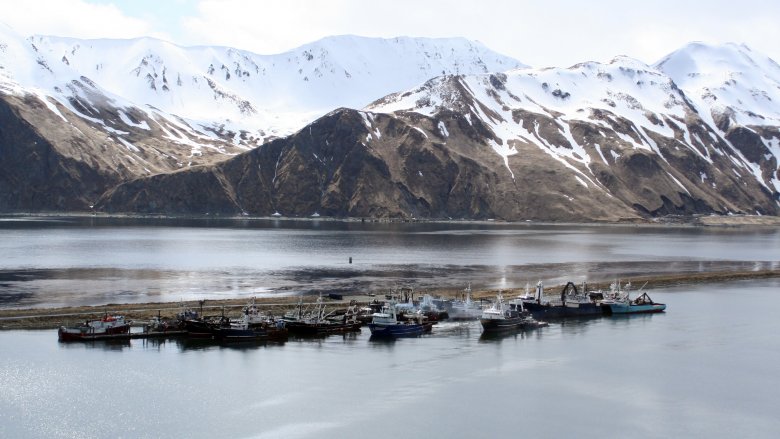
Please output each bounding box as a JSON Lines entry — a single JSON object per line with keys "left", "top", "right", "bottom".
{"left": 1, "top": 269, "right": 778, "bottom": 330}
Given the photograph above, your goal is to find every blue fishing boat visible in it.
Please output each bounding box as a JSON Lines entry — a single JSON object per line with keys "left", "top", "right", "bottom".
{"left": 602, "top": 292, "right": 666, "bottom": 315}
{"left": 368, "top": 302, "right": 432, "bottom": 337}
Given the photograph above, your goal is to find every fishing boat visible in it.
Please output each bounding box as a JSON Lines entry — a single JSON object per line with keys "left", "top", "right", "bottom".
{"left": 517, "top": 281, "right": 538, "bottom": 303}
{"left": 175, "top": 302, "right": 200, "bottom": 322}
{"left": 142, "top": 314, "right": 185, "bottom": 334}
{"left": 284, "top": 296, "right": 362, "bottom": 335}
{"left": 213, "top": 320, "right": 268, "bottom": 342}
{"left": 236, "top": 297, "right": 288, "bottom": 340}
{"left": 602, "top": 291, "right": 666, "bottom": 315}
{"left": 240, "top": 297, "right": 273, "bottom": 327}
{"left": 58, "top": 314, "right": 131, "bottom": 341}
{"left": 183, "top": 316, "right": 225, "bottom": 338}
{"left": 480, "top": 293, "right": 529, "bottom": 332}
{"left": 523, "top": 281, "right": 604, "bottom": 319}
{"left": 368, "top": 302, "right": 432, "bottom": 337}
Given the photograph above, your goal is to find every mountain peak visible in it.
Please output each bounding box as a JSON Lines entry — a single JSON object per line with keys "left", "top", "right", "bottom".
{"left": 654, "top": 41, "right": 780, "bottom": 77}
{"left": 653, "top": 41, "right": 780, "bottom": 127}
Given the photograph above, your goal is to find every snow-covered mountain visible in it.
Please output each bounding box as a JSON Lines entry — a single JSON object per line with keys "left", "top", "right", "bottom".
{"left": 656, "top": 42, "right": 780, "bottom": 129}
{"left": 361, "top": 42, "right": 780, "bottom": 217}
{"left": 1, "top": 22, "right": 778, "bottom": 219}
{"left": 2, "top": 22, "right": 524, "bottom": 159}
{"left": 0, "top": 23, "right": 525, "bottom": 212}
{"left": 97, "top": 43, "right": 780, "bottom": 220}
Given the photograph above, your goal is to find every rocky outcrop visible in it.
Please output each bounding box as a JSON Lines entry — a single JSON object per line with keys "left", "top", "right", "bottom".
{"left": 0, "top": 94, "right": 116, "bottom": 211}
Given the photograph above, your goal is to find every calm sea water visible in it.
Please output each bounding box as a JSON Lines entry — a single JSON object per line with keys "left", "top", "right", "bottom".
{"left": 1, "top": 218, "right": 779, "bottom": 438}
{"left": 1, "top": 279, "right": 779, "bottom": 438}
{"left": 1, "top": 216, "right": 779, "bottom": 308}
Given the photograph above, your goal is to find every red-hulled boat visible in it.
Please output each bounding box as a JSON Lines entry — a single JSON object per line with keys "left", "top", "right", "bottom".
{"left": 58, "top": 314, "right": 131, "bottom": 341}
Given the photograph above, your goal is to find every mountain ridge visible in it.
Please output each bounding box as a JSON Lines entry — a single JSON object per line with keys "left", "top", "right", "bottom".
{"left": 1, "top": 27, "right": 778, "bottom": 220}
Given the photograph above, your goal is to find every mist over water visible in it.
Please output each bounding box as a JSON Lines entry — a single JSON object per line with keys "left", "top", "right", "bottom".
{"left": 1, "top": 217, "right": 779, "bottom": 308}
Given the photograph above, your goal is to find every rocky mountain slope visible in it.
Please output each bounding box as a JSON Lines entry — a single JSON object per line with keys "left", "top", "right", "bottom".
{"left": 0, "top": 24, "right": 523, "bottom": 212}
{"left": 1, "top": 20, "right": 778, "bottom": 220}
{"left": 95, "top": 42, "right": 780, "bottom": 221}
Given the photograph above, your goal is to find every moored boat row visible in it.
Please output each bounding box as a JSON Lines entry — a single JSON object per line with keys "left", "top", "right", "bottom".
{"left": 57, "top": 282, "right": 665, "bottom": 342}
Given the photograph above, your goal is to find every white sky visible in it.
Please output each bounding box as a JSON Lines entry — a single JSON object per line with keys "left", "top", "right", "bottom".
{"left": 2, "top": 0, "right": 779, "bottom": 67}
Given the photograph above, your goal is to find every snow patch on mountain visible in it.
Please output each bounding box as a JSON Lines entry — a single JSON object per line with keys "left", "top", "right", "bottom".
{"left": 368, "top": 43, "right": 780, "bottom": 199}
{"left": 3, "top": 28, "right": 524, "bottom": 144}
{"left": 656, "top": 42, "right": 780, "bottom": 128}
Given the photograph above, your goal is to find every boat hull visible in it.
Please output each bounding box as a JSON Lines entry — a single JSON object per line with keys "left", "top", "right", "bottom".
{"left": 524, "top": 302, "right": 603, "bottom": 319}
{"left": 214, "top": 327, "right": 268, "bottom": 342}
{"left": 286, "top": 321, "right": 362, "bottom": 336}
{"left": 184, "top": 319, "right": 218, "bottom": 338}
{"left": 368, "top": 322, "right": 431, "bottom": 338}
{"left": 58, "top": 324, "right": 131, "bottom": 341}
{"left": 480, "top": 316, "right": 524, "bottom": 332}
{"left": 603, "top": 303, "right": 666, "bottom": 315}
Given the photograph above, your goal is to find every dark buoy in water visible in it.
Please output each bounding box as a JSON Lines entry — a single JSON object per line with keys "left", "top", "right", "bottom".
{"left": 349, "top": 257, "right": 352, "bottom": 264}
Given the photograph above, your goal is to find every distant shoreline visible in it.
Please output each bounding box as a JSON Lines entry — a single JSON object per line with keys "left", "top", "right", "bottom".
{"left": 1, "top": 269, "right": 777, "bottom": 330}
{"left": 2, "top": 212, "right": 780, "bottom": 228}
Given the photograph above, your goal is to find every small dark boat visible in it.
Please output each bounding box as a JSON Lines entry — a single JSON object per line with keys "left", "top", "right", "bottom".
{"left": 284, "top": 296, "right": 362, "bottom": 336}
{"left": 183, "top": 318, "right": 220, "bottom": 338}
{"left": 213, "top": 323, "right": 268, "bottom": 342}
{"left": 480, "top": 294, "right": 527, "bottom": 332}
{"left": 523, "top": 281, "right": 603, "bottom": 319}
{"left": 480, "top": 293, "right": 548, "bottom": 333}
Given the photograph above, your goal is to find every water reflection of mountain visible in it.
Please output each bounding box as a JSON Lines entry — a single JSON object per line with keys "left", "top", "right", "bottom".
{"left": 2, "top": 218, "right": 778, "bottom": 308}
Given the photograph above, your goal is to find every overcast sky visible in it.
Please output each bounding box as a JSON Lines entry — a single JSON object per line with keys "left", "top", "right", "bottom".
{"left": 3, "top": 0, "right": 779, "bottom": 67}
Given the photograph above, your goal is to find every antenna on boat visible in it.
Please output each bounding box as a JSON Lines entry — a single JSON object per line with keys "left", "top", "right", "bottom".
{"left": 536, "top": 280, "right": 543, "bottom": 304}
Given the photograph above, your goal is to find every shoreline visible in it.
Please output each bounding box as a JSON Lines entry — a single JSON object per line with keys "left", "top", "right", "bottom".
{"left": 2, "top": 269, "right": 778, "bottom": 330}
{"left": 2, "top": 212, "right": 780, "bottom": 228}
